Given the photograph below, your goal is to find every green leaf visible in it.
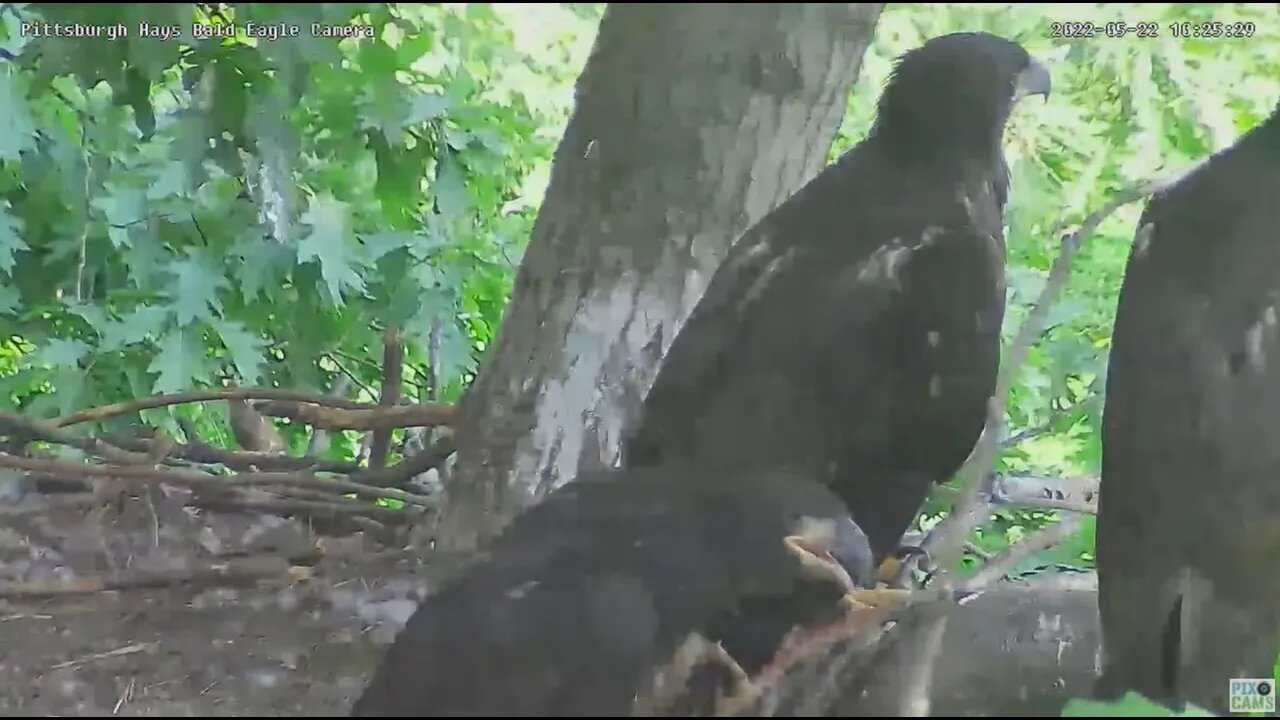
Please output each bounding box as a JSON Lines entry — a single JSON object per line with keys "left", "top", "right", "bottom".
{"left": 0, "top": 202, "right": 28, "bottom": 274}
{"left": 1043, "top": 297, "right": 1088, "bottom": 331}
{"left": 48, "top": 370, "right": 88, "bottom": 417}
{"left": 147, "top": 160, "right": 189, "bottom": 200}
{"left": 93, "top": 185, "right": 148, "bottom": 248}
{"left": 1061, "top": 692, "right": 1215, "bottom": 717}
{"left": 0, "top": 69, "right": 36, "bottom": 161}
{"left": 0, "top": 10, "right": 31, "bottom": 58}
{"left": 0, "top": 285, "right": 18, "bottom": 315}
{"left": 231, "top": 233, "right": 294, "bottom": 303}
{"left": 64, "top": 301, "right": 108, "bottom": 334}
{"left": 148, "top": 328, "right": 202, "bottom": 395}
{"left": 409, "top": 223, "right": 453, "bottom": 261}
{"left": 360, "top": 232, "right": 419, "bottom": 265}
{"left": 121, "top": 224, "right": 171, "bottom": 292}
{"left": 212, "top": 318, "right": 267, "bottom": 385}
{"left": 433, "top": 152, "right": 468, "bottom": 219}
{"left": 34, "top": 338, "right": 91, "bottom": 370}
{"left": 166, "top": 249, "right": 229, "bottom": 326}
{"left": 406, "top": 91, "right": 451, "bottom": 125}
{"left": 298, "top": 195, "right": 366, "bottom": 301}
{"left": 100, "top": 305, "right": 171, "bottom": 351}
{"left": 358, "top": 76, "right": 411, "bottom": 138}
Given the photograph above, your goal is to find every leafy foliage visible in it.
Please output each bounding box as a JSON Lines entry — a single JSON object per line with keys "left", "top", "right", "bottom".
{"left": 0, "top": 3, "right": 595, "bottom": 449}
{"left": 1062, "top": 692, "right": 1215, "bottom": 717}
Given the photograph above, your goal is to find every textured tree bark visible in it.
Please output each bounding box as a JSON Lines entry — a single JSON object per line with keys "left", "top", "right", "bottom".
{"left": 734, "top": 582, "right": 1103, "bottom": 717}
{"left": 434, "top": 2, "right": 886, "bottom": 549}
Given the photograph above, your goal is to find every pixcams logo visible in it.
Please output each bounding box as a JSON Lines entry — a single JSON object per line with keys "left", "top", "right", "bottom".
{"left": 1229, "top": 678, "right": 1276, "bottom": 714}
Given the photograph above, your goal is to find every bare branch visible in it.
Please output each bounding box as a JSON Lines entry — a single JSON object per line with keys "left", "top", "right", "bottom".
{"left": 253, "top": 400, "right": 455, "bottom": 431}
{"left": 369, "top": 328, "right": 405, "bottom": 470}
{"left": 0, "top": 555, "right": 309, "bottom": 599}
{"left": 0, "top": 453, "right": 434, "bottom": 508}
{"left": 991, "top": 473, "right": 1099, "bottom": 514}
{"left": 307, "top": 376, "right": 352, "bottom": 457}
{"left": 999, "top": 393, "right": 1100, "bottom": 449}
{"left": 0, "top": 410, "right": 151, "bottom": 464}
{"left": 52, "top": 386, "right": 396, "bottom": 428}
{"left": 923, "top": 168, "right": 1190, "bottom": 570}
{"left": 960, "top": 515, "right": 1086, "bottom": 593}
{"left": 352, "top": 434, "right": 457, "bottom": 489}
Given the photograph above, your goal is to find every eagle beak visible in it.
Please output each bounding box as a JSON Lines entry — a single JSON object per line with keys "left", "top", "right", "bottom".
{"left": 783, "top": 516, "right": 863, "bottom": 594}
{"left": 1013, "top": 58, "right": 1052, "bottom": 102}
{"left": 783, "top": 520, "right": 855, "bottom": 594}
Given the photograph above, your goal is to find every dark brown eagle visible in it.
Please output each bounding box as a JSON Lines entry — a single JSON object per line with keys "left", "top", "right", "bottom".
{"left": 351, "top": 465, "right": 879, "bottom": 716}
{"left": 1095, "top": 101, "right": 1280, "bottom": 714}
{"left": 623, "top": 32, "right": 1050, "bottom": 562}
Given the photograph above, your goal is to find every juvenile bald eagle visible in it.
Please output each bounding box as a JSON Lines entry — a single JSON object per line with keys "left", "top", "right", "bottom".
{"left": 1095, "top": 103, "right": 1280, "bottom": 714}
{"left": 623, "top": 32, "right": 1050, "bottom": 561}
{"left": 350, "top": 466, "right": 877, "bottom": 716}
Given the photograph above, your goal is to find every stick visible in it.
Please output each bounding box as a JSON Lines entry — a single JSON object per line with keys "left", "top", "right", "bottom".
{"left": 51, "top": 387, "right": 401, "bottom": 428}
{"left": 0, "top": 555, "right": 309, "bottom": 599}
{"left": 0, "top": 453, "right": 434, "bottom": 508}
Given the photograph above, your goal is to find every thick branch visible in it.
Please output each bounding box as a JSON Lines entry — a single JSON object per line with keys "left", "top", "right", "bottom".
{"left": 188, "top": 495, "right": 409, "bottom": 523}
{"left": 0, "top": 453, "right": 433, "bottom": 508}
{"left": 842, "top": 584, "right": 1103, "bottom": 716}
{"left": 960, "top": 515, "right": 1086, "bottom": 592}
{"left": 51, "top": 387, "right": 394, "bottom": 428}
{"left": 254, "top": 400, "right": 455, "bottom": 431}
{"left": 0, "top": 555, "right": 309, "bottom": 598}
{"left": 307, "top": 375, "right": 352, "bottom": 457}
{"left": 932, "top": 472, "right": 1099, "bottom": 515}
{"left": 991, "top": 473, "right": 1099, "bottom": 514}
{"left": 351, "top": 434, "right": 456, "bottom": 489}
{"left": 112, "top": 435, "right": 361, "bottom": 474}
{"left": 0, "top": 410, "right": 150, "bottom": 464}
{"left": 369, "top": 328, "right": 404, "bottom": 470}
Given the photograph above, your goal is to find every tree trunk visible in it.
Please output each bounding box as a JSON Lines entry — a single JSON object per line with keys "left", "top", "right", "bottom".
{"left": 434, "top": 2, "right": 885, "bottom": 550}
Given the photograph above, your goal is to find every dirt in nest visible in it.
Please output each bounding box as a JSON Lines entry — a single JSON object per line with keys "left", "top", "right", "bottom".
{"left": 0, "top": 484, "right": 469, "bottom": 717}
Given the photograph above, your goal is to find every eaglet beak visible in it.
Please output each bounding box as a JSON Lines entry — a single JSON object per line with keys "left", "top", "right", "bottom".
{"left": 783, "top": 516, "right": 873, "bottom": 594}
{"left": 1013, "top": 57, "right": 1052, "bottom": 102}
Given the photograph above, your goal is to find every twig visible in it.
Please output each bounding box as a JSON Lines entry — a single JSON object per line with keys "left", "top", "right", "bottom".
{"left": 51, "top": 643, "right": 156, "bottom": 670}
{"left": 715, "top": 588, "right": 957, "bottom": 716}
{"left": 960, "top": 515, "right": 1085, "bottom": 592}
{"left": 325, "top": 352, "right": 380, "bottom": 401}
{"left": 306, "top": 375, "right": 352, "bottom": 457}
{"left": 352, "top": 434, "right": 456, "bottom": 489}
{"left": 253, "top": 400, "right": 454, "bottom": 431}
{"left": 964, "top": 542, "right": 992, "bottom": 561}
{"left": 0, "top": 494, "right": 100, "bottom": 517}
{"left": 999, "top": 394, "right": 1099, "bottom": 449}
{"left": 188, "top": 497, "right": 398, "bottom": 536}
{"left": 0, "top": 453, "right": 435, "bottom": 508}
{"left": 923, "top": 169, "right": 1189, "bottom": 570}
{"left": 0, "top": 555, "right": 309, "bottom": 599}
{"left": 0, "top": 410, "right": 150, "bottom": 464}
{"left": 98, "top": 432, "right": 361, "bottom": 474}
{"left": 369, "top": 328, "right": 404, "bottom": 470}
{"left": 51, "top": 387, "right": 394, "bottom": 428}
{"left": 188, "top": 495, "right": 410, "bottom": 523}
